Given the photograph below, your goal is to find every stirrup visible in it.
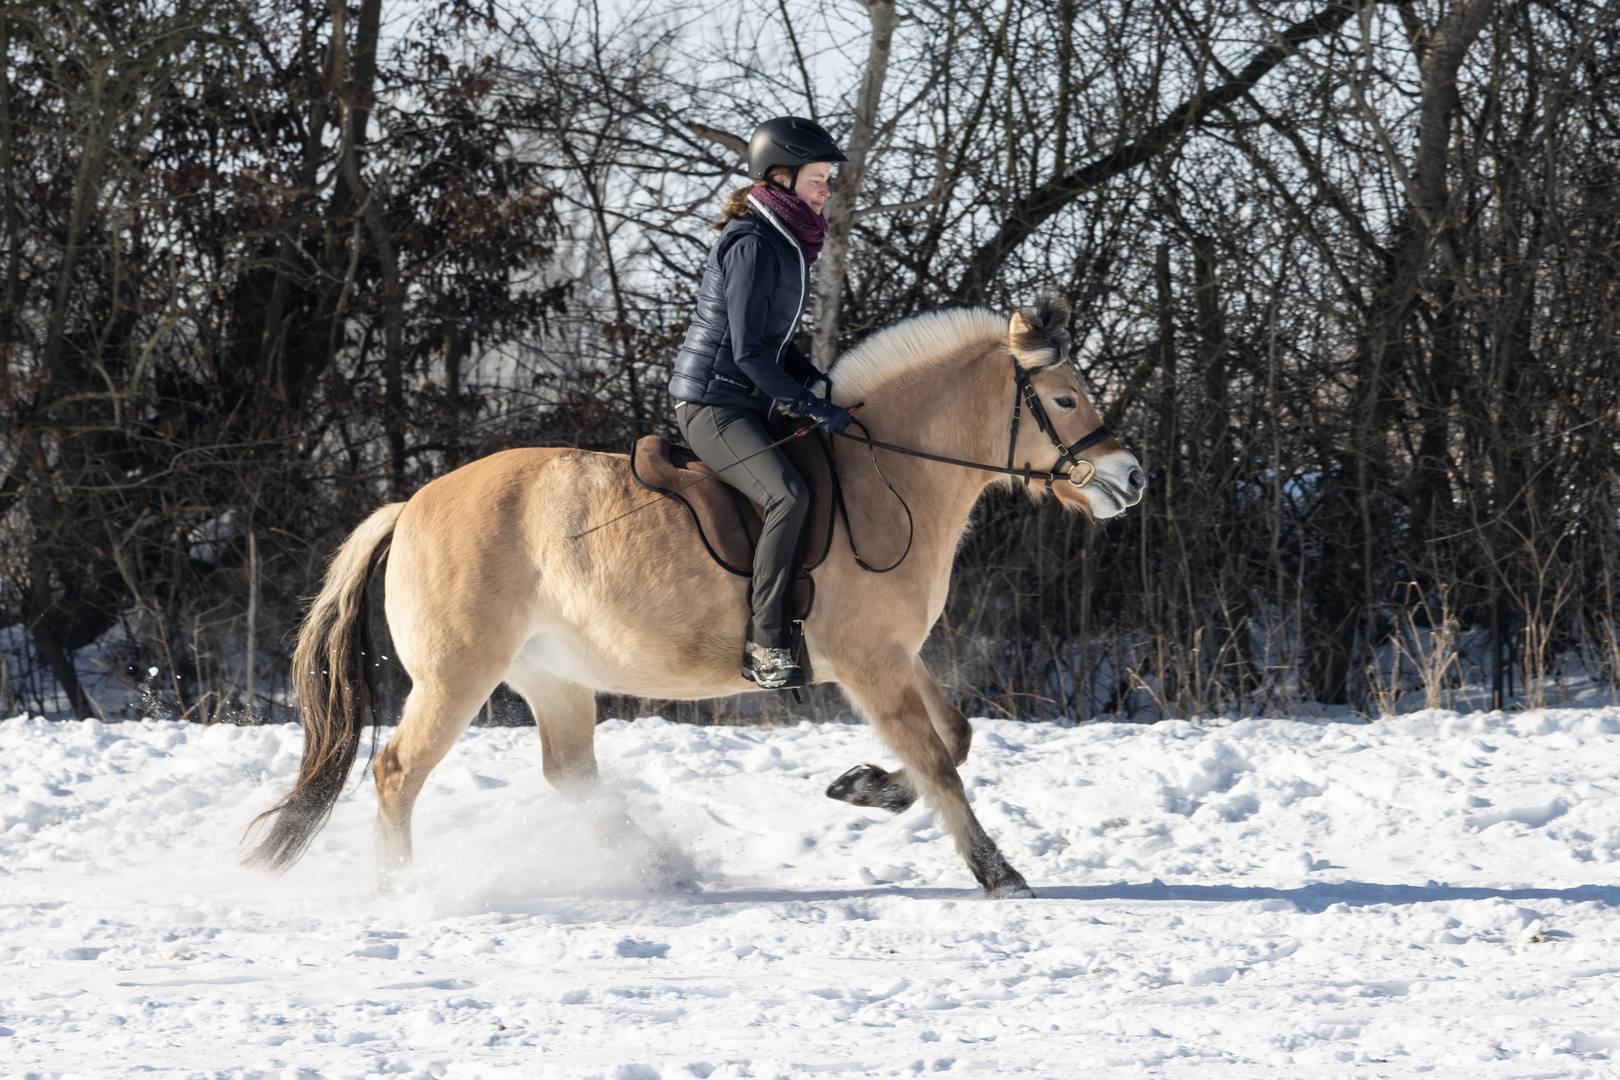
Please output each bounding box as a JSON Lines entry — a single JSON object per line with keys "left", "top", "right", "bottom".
{"left": 741, "top": 642, "right": 804, "bottom": 690}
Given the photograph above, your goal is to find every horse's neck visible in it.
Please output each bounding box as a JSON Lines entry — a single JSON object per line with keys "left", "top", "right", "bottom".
{"left": 848, "top": 347, "right": 1010, "bottom": 563}
{"left": 883, "top": 350, "right": 1006, "bottom": 477}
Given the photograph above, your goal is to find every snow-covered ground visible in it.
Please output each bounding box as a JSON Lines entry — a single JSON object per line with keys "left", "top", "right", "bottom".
{"left": 3, "top": 709, "right": 1619, "bottom": 1079}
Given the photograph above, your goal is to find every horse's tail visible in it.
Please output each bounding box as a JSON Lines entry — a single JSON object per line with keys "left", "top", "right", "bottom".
{"left": 243, "top": 502, "right": 405, "bottom": 872}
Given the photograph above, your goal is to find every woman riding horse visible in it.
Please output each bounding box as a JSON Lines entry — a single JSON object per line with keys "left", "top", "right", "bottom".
{"left": 245, "top": 116, "right": 1145, "bottom": 896}
{"left": 668, "top": 116, "right": 855, "bottom": 691}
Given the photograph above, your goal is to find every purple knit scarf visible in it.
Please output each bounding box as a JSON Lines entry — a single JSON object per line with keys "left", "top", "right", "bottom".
{"left": 750, "top": 186, "right": 829, "bottom": 266}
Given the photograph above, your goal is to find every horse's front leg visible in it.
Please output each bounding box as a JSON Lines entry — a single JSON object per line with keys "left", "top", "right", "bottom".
{"left": 826, "top": 656, "right": 969, "bottom": 814}
{"left": 837, "top": 649, "right": 1031, "bottom": 899}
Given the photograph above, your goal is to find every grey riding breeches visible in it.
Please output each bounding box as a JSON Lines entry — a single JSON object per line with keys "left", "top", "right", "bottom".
{"left": 676, "top": 401, "right": 809, "bottom": 650}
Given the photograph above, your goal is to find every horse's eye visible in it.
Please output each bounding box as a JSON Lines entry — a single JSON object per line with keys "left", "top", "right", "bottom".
{"left": 1054, "top": 396, "right": 1076, "bottom": 411}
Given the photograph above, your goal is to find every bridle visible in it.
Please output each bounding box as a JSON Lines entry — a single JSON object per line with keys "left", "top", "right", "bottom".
{"left": 833, "top": 360, "right": 1116, "bottom": 493}
{"left": 1006, "top": 362, "right": 1114, "bottom": 492}
{"left": 829, "top": 358, "right": 1117, "bottom": 573}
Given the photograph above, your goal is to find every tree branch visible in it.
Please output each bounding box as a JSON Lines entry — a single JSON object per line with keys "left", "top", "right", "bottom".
{"left": 955, "top": 0, "right": 1363, "bottom": 302}
{"left": 686, "top": 120, "right": 747, "bottom": 159}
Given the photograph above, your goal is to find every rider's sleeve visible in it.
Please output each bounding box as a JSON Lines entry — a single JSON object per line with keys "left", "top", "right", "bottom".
{"left": 723, "top": 236, "right": 815, "bottom": 408}
{"left": 783, "top": 340, "right": 824, "bottom": 390}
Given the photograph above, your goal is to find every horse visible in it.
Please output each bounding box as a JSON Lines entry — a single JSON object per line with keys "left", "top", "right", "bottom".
{"left": 246, "top": 295, "right": 1145, "bottom": 898}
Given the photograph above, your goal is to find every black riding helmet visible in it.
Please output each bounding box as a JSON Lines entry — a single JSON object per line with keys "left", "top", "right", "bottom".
{"left": 748, "top": 116, "right": 848, "bottom": 188}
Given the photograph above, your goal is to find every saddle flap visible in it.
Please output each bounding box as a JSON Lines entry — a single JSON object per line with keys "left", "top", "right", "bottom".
{"left": 629, "top": 429, "right": 837, "bottom": 613}
{"left": 631, "top": 434, "right": 758, "bottom": 575}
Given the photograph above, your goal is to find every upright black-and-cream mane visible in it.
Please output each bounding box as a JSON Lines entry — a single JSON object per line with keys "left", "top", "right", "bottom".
{"left": 827, "top": 295, "right": 1073, "bottom": 403}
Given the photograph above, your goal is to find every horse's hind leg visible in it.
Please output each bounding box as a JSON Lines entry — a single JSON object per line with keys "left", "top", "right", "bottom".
{"left": 838, "top": 649, "right": 1031, "bottom": 898}
{"left": 374, "top": 676, "right": 496, "bottom": 890}
{"left": 915, "top": 657, "right": 974, "bottom": 764}
{"left": 506, "top": 670, "right": 601, "bottom": 799}
{"left": 504, "top": 667, "right": 667, "bottom": 875}
{"left": 826, "top": 656, "right": 970, "bottom": 815}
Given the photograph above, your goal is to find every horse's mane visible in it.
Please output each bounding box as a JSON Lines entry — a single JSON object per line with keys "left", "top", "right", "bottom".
{"left": 826, "top": 298, "right": 1072, "bottom": 404}
{"left": 826, "top": 308, "right": 1003, "bottom": 403}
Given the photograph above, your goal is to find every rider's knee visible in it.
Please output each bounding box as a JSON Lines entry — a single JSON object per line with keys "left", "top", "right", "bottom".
{"left": 771, "top": 473, "right": 809, "bottom": 515}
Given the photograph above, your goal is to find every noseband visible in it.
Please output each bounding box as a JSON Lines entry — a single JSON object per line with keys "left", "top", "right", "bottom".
{"left": 1007, "top": 362, "right": 1113, "bottom": 492}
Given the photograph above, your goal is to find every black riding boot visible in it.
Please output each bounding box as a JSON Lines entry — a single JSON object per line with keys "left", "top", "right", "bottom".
{"left": 677, "top": 402, "right": 810, "bottom": 685}
{"left": 741, "top": 641, "right": 803, "bottom": 689}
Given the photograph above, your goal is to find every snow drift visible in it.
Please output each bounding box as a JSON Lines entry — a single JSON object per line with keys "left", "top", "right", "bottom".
{"left": 2, "top": 709, "right": 1619, "bottom": 1077}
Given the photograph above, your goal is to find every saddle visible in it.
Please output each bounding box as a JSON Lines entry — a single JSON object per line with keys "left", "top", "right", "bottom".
{"left": 629, "top": 429, "right": 837, "bottom": 618}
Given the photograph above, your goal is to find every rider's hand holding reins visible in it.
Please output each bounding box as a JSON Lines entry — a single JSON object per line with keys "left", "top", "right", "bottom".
{"left": 794, "top": 394, "right": 853, "bottom": 434}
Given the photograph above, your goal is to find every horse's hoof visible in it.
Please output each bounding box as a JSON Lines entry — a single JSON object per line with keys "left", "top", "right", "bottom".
{"left": 825, "top": 764, "right": 917, "bottom": 814}
{"left": 825, "top": 763, "right": 880, "bottom": 802}
{"left": 970, "top": 844, "right": 1033, "bottom": 898}
{"left": 985, "top": 881, "right": 1037, "bottom": 900}
{"left": 376, "top": 868, "right": 413, "bottom": 899}
{"left": 639, "top": 856, "right": 683, "bottom": 891}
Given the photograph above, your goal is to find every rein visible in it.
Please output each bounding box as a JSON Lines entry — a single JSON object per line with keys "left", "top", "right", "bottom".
{"left": 830, "top": 361, "right": 1116, "bottom": 573}
{"left": 831, "top": 416, "right": 914, "bottom": 573}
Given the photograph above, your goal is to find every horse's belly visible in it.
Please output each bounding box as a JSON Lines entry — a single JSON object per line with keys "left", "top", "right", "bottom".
{"left": 508, "top": 630, "right": 591, "bottom": 682}
{"left": 506, "top": 627, "right": 750, "bottom": 699}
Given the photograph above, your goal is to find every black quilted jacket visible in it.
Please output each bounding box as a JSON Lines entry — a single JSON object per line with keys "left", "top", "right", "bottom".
{"left": 669, "top": 201, "right": 821, "bottom": 414}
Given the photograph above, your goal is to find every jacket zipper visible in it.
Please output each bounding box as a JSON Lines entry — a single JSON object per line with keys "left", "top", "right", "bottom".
{"left": 746, "top": 194, "right": 808, "bottom": 381}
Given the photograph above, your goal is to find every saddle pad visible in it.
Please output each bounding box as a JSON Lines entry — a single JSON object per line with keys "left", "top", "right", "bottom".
{"left": 629, "top": 429, "right": 836, "bottom": 607}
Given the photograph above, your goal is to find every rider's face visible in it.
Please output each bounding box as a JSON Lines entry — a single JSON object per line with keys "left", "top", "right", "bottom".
{"left": 794, "top": 163, "right": 833, "bottom": 214}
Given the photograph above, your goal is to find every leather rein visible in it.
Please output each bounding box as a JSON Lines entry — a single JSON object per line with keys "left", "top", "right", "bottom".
{"left": 828, "top": 361, "right": 1116, "bottom": 573}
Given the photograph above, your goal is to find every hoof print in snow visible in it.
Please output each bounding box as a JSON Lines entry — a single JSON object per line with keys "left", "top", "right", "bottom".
{"left": 614, "top": 938, "right": 670, "bottom": 959}
{"left": 825, "top": 764, "right": 917, "bottom": 814}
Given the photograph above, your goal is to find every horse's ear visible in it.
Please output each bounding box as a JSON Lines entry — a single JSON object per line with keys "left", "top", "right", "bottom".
{"left": 1009, "top": 294, "right": 1073, "bottom": 368}
{"left": 1009, "top": 309, "right": 1040, "bottom": 338}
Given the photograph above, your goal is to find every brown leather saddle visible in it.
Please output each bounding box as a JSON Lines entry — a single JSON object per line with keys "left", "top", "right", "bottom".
{"left": 629, "top": 429, "right": 837, "bottom": 618}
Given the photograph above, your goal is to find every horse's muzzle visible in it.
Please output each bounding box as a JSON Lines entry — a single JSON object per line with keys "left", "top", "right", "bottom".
{"left": 1121, "top": 465, "right": 1147, "bottom": 505}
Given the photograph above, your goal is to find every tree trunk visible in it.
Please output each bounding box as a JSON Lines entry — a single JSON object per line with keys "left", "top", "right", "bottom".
{"left": 0, "top": 14, "right": 19, "bottom": 345}
{"left": 1364, "top": 0, "right": 1494, "bottom": 449}
{"left": 257, "top": 19, "right": 338, "bottom": 393}
{"left": 245, "top": 527, "right": 259, "bottom": 719}
{"left": 811, "top": 0, "right": 897, "bottom": 370}
{"left": 329, "top": 0, "right": 406, "bottom": 497}
{"left": 25, "top": 563, "right": 92, "bottom": 719}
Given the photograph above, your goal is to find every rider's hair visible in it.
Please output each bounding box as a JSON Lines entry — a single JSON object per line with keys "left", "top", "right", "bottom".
{"left": 713, "top": 167, "right": 795, "bottom": 229}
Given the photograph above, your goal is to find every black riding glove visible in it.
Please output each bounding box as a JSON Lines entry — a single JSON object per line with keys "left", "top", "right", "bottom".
{"left": 794, "top": 395, "right": 854, "bottom": 434}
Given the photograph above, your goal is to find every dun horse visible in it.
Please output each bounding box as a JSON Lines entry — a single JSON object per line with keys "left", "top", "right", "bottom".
{"left": 247, "top": 296, "right": 1145, "bottom": 898}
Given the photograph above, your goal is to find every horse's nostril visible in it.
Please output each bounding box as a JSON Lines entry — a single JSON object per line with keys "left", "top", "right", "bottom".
{"left": 1126, "top": 467, "right": 1146, "bottom": 494}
